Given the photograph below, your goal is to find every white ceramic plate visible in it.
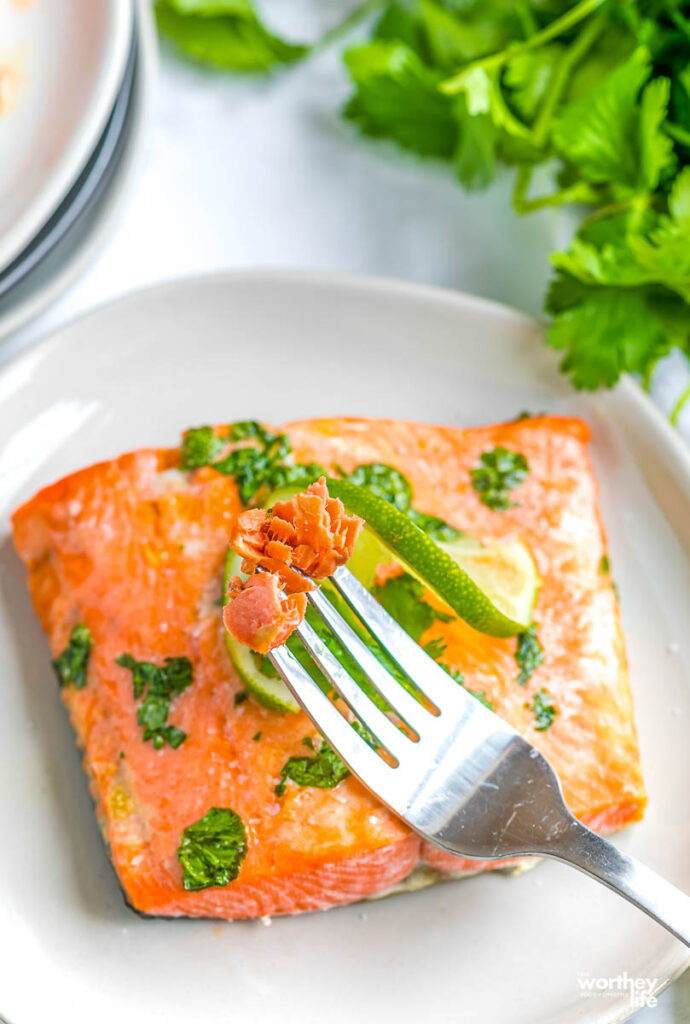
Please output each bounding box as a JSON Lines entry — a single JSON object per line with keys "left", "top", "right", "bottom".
{"left": 0, "top": 0, "right": 155, "bottom": 350}
{"left": 0, "top": 0, "right": 133, "bottom": 273}
{"left": 0, "top": 272, "right": 688, "bottom": 1024}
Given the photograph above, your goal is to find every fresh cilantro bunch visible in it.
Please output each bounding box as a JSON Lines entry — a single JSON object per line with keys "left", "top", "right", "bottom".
{"left": 344, "top": 0, "right": 690, "bottom": 395}
{"left": 157, "top": 0, "right": 690, "bottom": 415}
{"left": 116, "top": 653, "right": 193, "bottom": 749}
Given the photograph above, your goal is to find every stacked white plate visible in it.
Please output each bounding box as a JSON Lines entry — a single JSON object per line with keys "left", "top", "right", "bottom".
{"left": 0, "top": 0, "right": 155, "bottom": 339}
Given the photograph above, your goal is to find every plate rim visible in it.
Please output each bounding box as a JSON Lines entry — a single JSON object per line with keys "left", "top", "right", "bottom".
{"left": 0, "top": 0, "right": 135, "bottom": 273}
{"left": 0, "top": 268, "right": 688, "bottom": 1024}
{"left": 0, "top": 0, "right": 157, "bottom": 349}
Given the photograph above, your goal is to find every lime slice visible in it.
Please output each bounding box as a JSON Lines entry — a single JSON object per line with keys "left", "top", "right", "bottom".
{"left": 439, "top": 536, "right": 538, "bottom": 631}
{"left": 326, "top": 478, "right": 538, "bottom": 638}
{"left": 223, "top": 548, "right": 301, "bottom": 713}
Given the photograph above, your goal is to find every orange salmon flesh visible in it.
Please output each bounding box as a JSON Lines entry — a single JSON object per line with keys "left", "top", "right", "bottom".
{"left": 11, "top": 416, "right": 646, "bottom": 918}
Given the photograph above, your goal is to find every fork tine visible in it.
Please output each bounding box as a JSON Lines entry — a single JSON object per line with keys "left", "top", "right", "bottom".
{"left": 268, "top": 645, "right": 395, "bottom": 798}
{"left": 306, "top": 587, "right": 432, "bottom": 734}
{"left": 295, "top": 620, "right": 414, "bottom": 761}
{"left": 330, "top": 566, "right": 475, "bottom": 711}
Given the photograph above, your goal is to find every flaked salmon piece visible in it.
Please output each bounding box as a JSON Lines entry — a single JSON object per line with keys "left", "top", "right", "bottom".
{"left": 223, "top": 573, "right": 307, "bottom": 654}
{"left": 10, "top": 416, "right": 646, "bottom": 919}
{"left": 231, "top": 477, "right": 362, "bottom": 584}
{"left": 224, "top": 478, "right": 363, "bottom": 652}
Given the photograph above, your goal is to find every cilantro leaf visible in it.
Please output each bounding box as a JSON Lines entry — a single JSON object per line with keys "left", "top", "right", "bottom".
{"left": 629, "top": 168, "right": 690, "bottom": 301}
{"left": 638, "top": 76, "right": 677, "bottom": 190}
{"left": 526, "top": 688, "right": 558, "bottom": 731}
{"left": 504, "top": 45, "right": 564, "bottom": 123}
{"left": 343, "top": 40, "right": 458, "bottom": 158}
{"left": 116, "top": 653, "right": 193, "bottom": 749}
{"left": 180, "top": 420, "right": 314, "bottom": 505}
{"left": 545, "top": 277, "right": 678, "bottom": 388}
{"left": 180, "top": 426, "right": 224, "bottom": 469}
{"left": 551, "top": 49, "right": 652, "bottom": 190}
{"left": 470, "top": 447, "right": 529, "bottom": 511}
{"left": 275, "top": 739, "right": 350, "bottom": 797}
{"left": 515, "top": 623, "right": 544, "bottom": 687}
{"left": 346, "top": 462, "right": 459, "bottom": 539}
{"left": 372, "top": 572, "right": 450, "bottom": 643}
{"left": 155, "top": 0, "right": 307, "bottom": 72}
{"left": 53, "top": 624, "right": 92, "bottom": 690}
{"left": 453, "top": 97, "right": 498, "bottom": 190}
{"left": 346, "top": 462, "right": 413, "bottom": 511}
{"left": 177, "top": 807, "right": 248, "bottom": 890}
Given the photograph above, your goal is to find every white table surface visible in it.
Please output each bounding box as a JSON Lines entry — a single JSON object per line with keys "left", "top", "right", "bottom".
{"left": 2, "top": 3, "right": 690, "bottom": 1018}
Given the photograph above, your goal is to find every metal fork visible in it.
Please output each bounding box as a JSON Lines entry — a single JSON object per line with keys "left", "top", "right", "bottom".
{"left": 268, "top": 566, "right": 690, "bottom": 947}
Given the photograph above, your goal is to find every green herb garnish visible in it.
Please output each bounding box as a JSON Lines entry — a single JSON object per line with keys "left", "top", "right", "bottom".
{"left": 158, "top": 4, "right": 690, "bottom": 415}
{"left": 347, "top": 462, "right": 460, "bottom": 541}
{"left": 233, "top": 690, "right": 249, "bottom": 706}
{"left": 116, "top": 653, "right": 192, "bottom": 749}
{"left": 346, "top": 462, "right": 413, "bottom": 510}
{"left": 180, "top": 425, "right": 223, "bottom": 469}
{"left": 179, "top": 419, "right": 324, "bottom": 505}
{"left": 155, "top": 0, "right": 307, "bottom": 73}
{"left": 600, "top": 554, "right": 610, "bottom": 574}
{"left": 526, "top": 687, "right": 557, "bottom": 731}
{"left": 53, "top": 623, "right": 92, "bottom": 690}
{"left": 515, "top": 623, "right": 544, "bottom": 687}
{"left": 471, "top": 447, "right": 529, "bottom": 511}
{"left": 275, "top": 739, "right": 350, "bottom": 797}
{"left": 372, "top": 572, "right": 451, "bottom": 643}
{"left": 177, "top": 807, "right": 248, "bottom": 891}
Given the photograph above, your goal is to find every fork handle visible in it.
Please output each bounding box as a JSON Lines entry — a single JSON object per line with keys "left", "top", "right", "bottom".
{"left": 545, "top": 818, "right": 690, "bottom": 948}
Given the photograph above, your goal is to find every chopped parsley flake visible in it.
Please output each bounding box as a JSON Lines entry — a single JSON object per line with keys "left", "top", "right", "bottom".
{"left": 275, "top": 739, "right": 350, "bottom": 797}
{"left": 252, "top": 731, "right": 262, "bottom": 742}
{"left": 53, "top": 623, "right": 92, "bottom": 690}
{"left": 180, "top": 420, "right": 324, "bottom": 505}
{"left": 526, "top": 688, "right": 557, "bottom": 731}
{"left": 177, "top": 807, "right": 248, "bottom": 891}
{"left": 515, "top": 624, "right": 544, "bottom": 687}
{"left": 116, "top": 653, "right": 192, "bottom": 749}
{"left": 233, "top": 690, "right": 249, "bottom": 706}
{"left": 471, "top": 447, "right": 529, "bottom": 511}
{"left": 180, "top": 426, "right": 223, "bottom": 469}
{"left": 600, "top": 554, "right": 610, "bottom": 574}
{"left": 347, "top": 462, "right": 460, "bottom": 540}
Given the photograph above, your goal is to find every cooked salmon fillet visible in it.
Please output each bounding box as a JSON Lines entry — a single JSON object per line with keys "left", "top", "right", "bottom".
{"left": 11, "top": 415, "right": 645, "bottom": 917}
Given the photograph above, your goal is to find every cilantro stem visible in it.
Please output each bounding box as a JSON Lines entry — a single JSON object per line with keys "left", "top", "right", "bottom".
{"left": 441, "top": 0, "right": 607, "bottom": 94}
{"left": 669, "top": 9, "right": 690, "bottom": 45}
{"left": 513, "top": 12, "right": 606, "bottom": 214}
{"left": 670, "top": 382, "right": 690, "bottom": 426}
{"left": 314, "top": 0, "right": 387, "bottom": 55}
{"left": 513, "top": 179, "right": 598, "bottom": 213}
{"left": 515, "top": 2, "right": 539, "bottom": 39}
{"left": 579, "top": 193, "right": 649, "bottom": 229}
